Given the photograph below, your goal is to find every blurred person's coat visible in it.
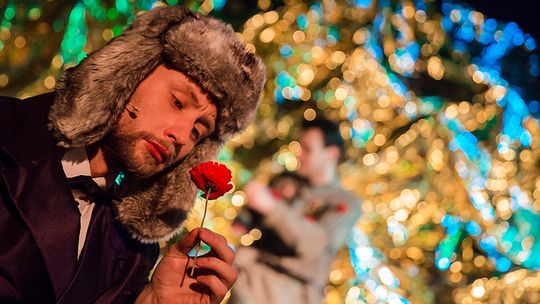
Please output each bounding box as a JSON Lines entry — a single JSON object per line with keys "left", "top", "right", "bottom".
{"left": 231, "top": 179, "right": 361, "bottom": 304}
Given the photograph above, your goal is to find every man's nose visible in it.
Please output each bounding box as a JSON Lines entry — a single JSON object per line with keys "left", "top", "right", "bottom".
{"left": 165, "top": 121, "right": 194, "bottom": 147}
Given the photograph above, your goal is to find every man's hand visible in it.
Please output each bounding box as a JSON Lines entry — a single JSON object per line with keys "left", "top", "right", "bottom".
{"left": 244, "top": 181, "right": 278, "bottom": 215}
{"left": 136, "top": 228, "right": 237, "bottom": 304}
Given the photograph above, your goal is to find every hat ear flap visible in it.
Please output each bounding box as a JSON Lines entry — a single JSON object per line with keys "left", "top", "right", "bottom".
{"left": 115, "top": 139, "right": 221, "bottom": 243}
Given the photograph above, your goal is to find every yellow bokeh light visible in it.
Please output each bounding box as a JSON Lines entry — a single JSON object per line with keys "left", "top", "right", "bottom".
{"left": 373, "top": 134, "right": 386, "bottom": 146}
{"left": 292, "top": 30, "right": 306, "bottom": 43}
{"left": 14, "top": 36, "right": 26, "bottom": 49}
{"left": 427, "top": 56, "right": 445, "bottom": 80}
{"left": 44, "top": 76, "right": 56, "bottom": 89}
{"left": 335, "top": 87, "right": 348, "bottom": 100}
{"left": 250, "top": 228, "right": 262, "bottom": 240}
{"left": 298, "top": 64, "right": 315, "bottom": 86}
{"left": 240, "top": 234, "right": 254, "bottom": 246}
{"left": 259, "top": 28, "right": 275, "bottom": 43}
{"left": 263, "top": 11, "right": 279, "bottom": 24}
{"left": 402, "top": 5, "right": 415, "bottom": 19}
{"left": 304, "top": 108, "right": 317, "bottom": 121}
{"left": 0, "top": 74, "right": 9, "bottom": 88}
{"left": 231, "top": 192, "right": 246, "bottom": 206}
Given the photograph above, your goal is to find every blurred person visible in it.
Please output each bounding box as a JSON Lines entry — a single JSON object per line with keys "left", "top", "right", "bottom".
{"left": 233, "top": 172, "right": 309, "bottom": 256}
{"left": 230, "top": 118, "right": 361, "bottom": 304}
{"left": 0, "top": 5, "right": 265, "bottom": 304}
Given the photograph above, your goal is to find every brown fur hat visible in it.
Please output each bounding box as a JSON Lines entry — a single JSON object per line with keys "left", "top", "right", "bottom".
{"left": 48, "top": 6, "right": 265, "bottom": 243}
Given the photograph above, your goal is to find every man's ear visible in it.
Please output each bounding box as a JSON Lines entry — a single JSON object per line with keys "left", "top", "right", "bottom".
{"left": 326, "top": 145, "right": 341, "bottom": 162}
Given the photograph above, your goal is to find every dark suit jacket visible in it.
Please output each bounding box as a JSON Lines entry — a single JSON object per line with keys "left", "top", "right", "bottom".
{"left": 0, "top": 93, "right": 159, "bottom": 303}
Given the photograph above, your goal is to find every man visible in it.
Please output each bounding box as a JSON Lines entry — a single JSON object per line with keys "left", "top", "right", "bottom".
{"left": 0, "top": 5, "right": 265, "bottom": 304}
{"left": 231, "top": 118, "right": 361, "bottom": 304}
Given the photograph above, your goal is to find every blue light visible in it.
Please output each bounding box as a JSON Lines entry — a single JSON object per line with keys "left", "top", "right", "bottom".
{"left": 441, "top": 2, "right": 452, "bottom": 14}
{"left": 525, "top": 36, "right": 536, "bottom": 50}
{"left": 353, "top": 0, "right": 372, "bottom": 9}
{"left": 373, "top": 12, "right": 386, "bottom": 34}
{"left": 441, "top": 15, "right": 453, "bottom": 32}
{"left": 457, "top": 24, "right": 475, "bottom": 42}
{"left": 497, "top": 142, "right": 508, "bottom": 154}
{"left": 465, "top": 221, "right": 481, "bottom": 236}
{"left": 512, "top": 31, "right": 524, "bottom": 46}
{"left": 520, "top": 131, "right": 532, "bottom": 147}
{"left": 442, "top": 214, "right": 454, "bottom": 228}
{"left": 274, "top": 87, "right": 285, "bottom": 104}
{"left": 414, "top": 0, "right": 426, "bottom": 11}
{"left": 453, "top": 40, "right": 468, "bottom": 53}
{"left": 297, "top": 14, "right": 309, "bottom": 30}
{"left": 496, "top": 257, "right": 512, "bottom": 272}
{"left": 279, "top": 44, "right": 293, "bottom": 59}
{"left": 455, "top": 131, "right": 480, "bottom": 160}
{"left": 212, "top": 0, "right": 227, "bottom": 10}
{"left": 528, "top": 100, "right": 539, "bottom": 114}
{"left": 436, "top": 257, "right": 451, "bottom": 270}
{"left": 503, "top": 22, "right": 518, "bottom": 35}
{"left": 327, "top": 26, "right": 339, "bottom": 45}
{"left": 276, "top": 71, "right": 293, "bottom": 86}
{"left": 484, "top": 19, "right": 497, "bottom": 32}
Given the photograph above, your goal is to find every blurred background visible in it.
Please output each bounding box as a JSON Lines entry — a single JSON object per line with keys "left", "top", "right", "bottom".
{"left": 1, "top": 0, "right": 539, "bottom": 303}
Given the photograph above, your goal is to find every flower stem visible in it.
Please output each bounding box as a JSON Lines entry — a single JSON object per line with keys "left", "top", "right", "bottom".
{"left": 190, "top": 190, "right": 211, "bottom": 276}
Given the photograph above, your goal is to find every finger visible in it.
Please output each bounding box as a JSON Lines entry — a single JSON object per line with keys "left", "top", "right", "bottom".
{"left": 196, "top": 274, "right": 229, "bottom": 302}
{"left": 195, "top": 257, "right": 238, "bottom": 288}
{"left": 198, "top": 228, "right": 235, "bottom": 265}
{"left": 167, "top": 228, "right": 201, "bottom": 258}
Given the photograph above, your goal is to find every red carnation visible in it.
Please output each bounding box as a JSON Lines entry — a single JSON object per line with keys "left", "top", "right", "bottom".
{"left": 189, "top": 161, "right": 233, "bottom": 200}
{"left": 188, "top": 161, "right": 233, "bottom": 277}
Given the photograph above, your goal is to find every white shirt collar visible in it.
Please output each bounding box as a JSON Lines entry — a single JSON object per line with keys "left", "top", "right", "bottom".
{"left": 61, "top": 147, "right": 111, "bottom": 189}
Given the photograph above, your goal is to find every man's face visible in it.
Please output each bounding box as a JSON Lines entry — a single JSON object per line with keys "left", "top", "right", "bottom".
{"left": 104, "top": 65, "right": 217, "bottom": 178}
{"left": 297, "top": 128, "right": 331, "bottom": 179}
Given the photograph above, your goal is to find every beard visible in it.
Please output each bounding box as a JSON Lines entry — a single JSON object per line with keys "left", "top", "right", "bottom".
{"left": 101, "top": 127, "right": 178, "bottom": 179}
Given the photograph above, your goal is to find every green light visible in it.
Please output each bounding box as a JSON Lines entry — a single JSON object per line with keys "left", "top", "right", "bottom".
{"left": 166, "top": 0, "right": 179, "bottom": 5}
{"left": 217, "top": 148, "right": 232, "bottom": 162}
{"left": 68, "top": 5, "right": 85, "bottom": 24}
{"left": 76, "top": 52, "right": 87, "bottom": 64}
{"left": 61, "top": 4, "right": 87, "bottom": 64}
{"left": 239, "top": 169, "right": 252, "bottom": 184}
{"left": 324, "top": 90, "right": 333, "bottom": 102}
{"left": 126, "top": 15, "right": 136, "bottom": 25}
{"left": 53, "top": 20, "right": 64, "bottom": 32}
{"left": 4, "top": 6, "right": 16, "bottom": 21}
{"left": 27, "top": 7, "right": 42, "bottom": 20}
{"left": 115, "top": 172, "right": 125, "bottom": 186}
{"left": 107, "top": 8, "right": 118, "bottom": 20}
{"left": 112, "top": 24, "right": 123, "bottom": 37}
{"left": 116, "top": 0, "right": 129, "bottom": 14}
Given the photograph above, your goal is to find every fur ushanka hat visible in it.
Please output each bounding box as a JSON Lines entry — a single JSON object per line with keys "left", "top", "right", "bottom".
{"left": 48, "top": 6, "right": 265, "bottom": 243}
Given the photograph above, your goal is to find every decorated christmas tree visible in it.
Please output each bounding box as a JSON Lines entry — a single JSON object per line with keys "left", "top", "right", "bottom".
{"left": 1, "top": 0, "right": 539, "bottom": 303}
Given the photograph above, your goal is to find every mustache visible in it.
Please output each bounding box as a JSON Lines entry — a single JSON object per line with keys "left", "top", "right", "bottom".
{"left": 141, "top": 132, "right": 178, "bottom": 162}
{"left": 105, "top": 129, "right": 181, "bottom": 170}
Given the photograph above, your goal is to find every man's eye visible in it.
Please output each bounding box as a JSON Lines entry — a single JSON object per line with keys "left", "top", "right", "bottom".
{"left": 191, "top": 128, "right": 200, "bottom": 141}
{"left": 174, "top": 98, "right": 183, "bottom": 109}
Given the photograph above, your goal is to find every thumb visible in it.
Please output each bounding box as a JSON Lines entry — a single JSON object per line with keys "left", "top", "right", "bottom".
{"left": 166, "top": 228, "right": 200, "bottom": 258}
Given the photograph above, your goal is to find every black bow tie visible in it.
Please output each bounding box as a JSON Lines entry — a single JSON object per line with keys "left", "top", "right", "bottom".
{"left": 67, "top": 175, "right": 121, "bottom": 203}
